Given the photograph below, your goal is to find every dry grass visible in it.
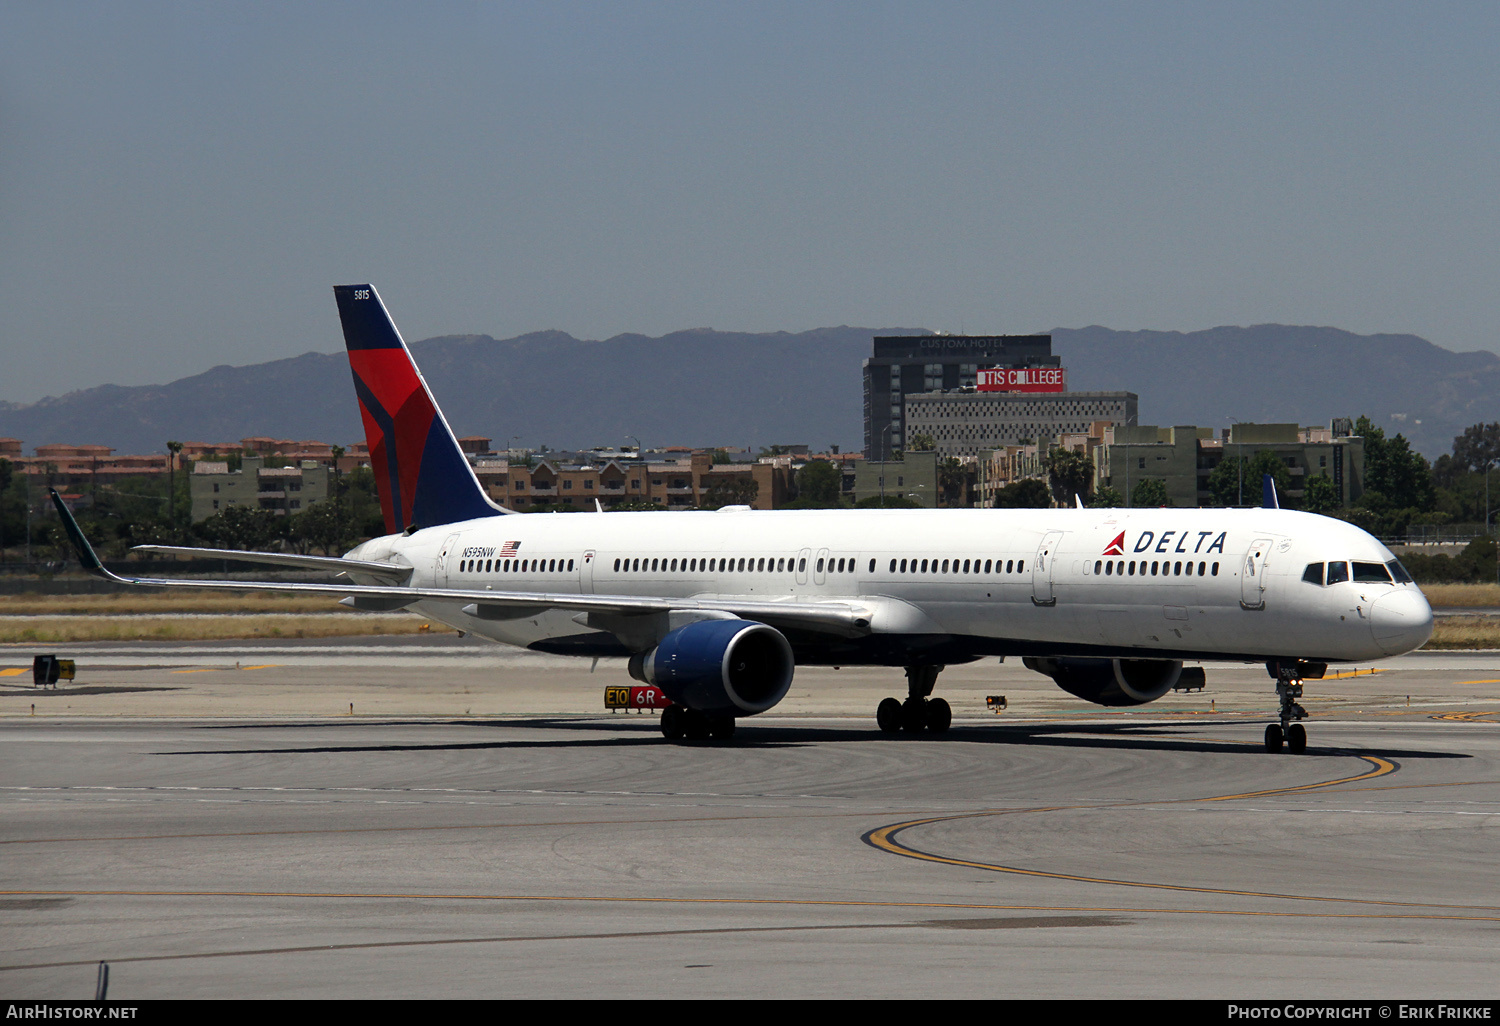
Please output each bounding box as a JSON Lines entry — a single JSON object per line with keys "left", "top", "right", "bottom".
{"left": 0, "top": 614, "right": 456, "bottom": 644}
{"left": 1418, "top": 583, "right": 1500, "bottom": 608}
{"left": 1423, "top": 616, "right": 1500, "bottom": 650}
{"left": 0, "top": 591, "right": 348, "bottom": 615}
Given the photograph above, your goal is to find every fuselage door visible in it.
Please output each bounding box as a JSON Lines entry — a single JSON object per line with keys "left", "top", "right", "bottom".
{"left": 1031, "top": 530, "right": 1064, "bottom": 607}
{"left": 580, "top": 549, "right": 597, "bottom": 594}
{"left": 436, "top": 532, "right": 462, "bottom": 587}
{"left": 1240, "top": 537, "right": 1273, "bottom": 610}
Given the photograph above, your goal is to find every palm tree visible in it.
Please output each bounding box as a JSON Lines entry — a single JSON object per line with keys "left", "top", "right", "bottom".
{"left": 166, "top": 441, "right": 184, "bottom": 540}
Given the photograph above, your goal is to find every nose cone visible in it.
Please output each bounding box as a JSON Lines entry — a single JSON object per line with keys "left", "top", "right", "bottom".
{"left": 1370, "top": 590, "right": 1434, "bottom": 655}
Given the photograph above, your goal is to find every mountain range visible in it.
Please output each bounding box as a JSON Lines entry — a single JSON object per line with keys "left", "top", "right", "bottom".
{"left": 1, "top": 324, "right": 1495, "bottom": 461}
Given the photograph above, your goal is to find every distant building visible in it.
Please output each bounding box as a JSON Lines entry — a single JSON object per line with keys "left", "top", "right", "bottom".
{"left": 852, "top": 451, "right": 941, "bottom": 508}
{"left": 472, "top": 450, "right": 795, "bottom": 511}
{"left": 904, "top": 391, "right": 1137, "bottom": 458}
{"left": 1097, "top": 423, "right": 1366, "bottom": 507}
{"left": 190, "top": 455, "right": 332, "bottom": 521}
{"left": 863, "top": 334, "right": 1056, "bottom": 461}
{"left": 6, "top": 443, "right": 170, "bottom": 502}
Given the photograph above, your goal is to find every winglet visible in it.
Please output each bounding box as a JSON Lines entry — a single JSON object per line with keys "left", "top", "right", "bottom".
{"left": 1262, "top": 473, "right": 1280, "bottom": 509}
{"left": 49, "top": 489, "right": 107, "bottom": 577}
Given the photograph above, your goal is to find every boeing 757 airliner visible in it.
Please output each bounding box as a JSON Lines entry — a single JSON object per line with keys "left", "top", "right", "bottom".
{"left": 53, "top": 285, "right": 1434, "bottom": 753}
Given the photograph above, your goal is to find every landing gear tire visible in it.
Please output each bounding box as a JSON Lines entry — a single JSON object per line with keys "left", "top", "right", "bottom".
{"left": 683, "top": 708, "right": 711, "bottom": 741}
{"left": 1286, "top": 722, "right": 1307, "bottom": 754}
{"left": 900, "top": 698, "right": 928, "bottom": 733}
{"left": 1264, "top": 723, "right": 1284, "bottom": 753}
{"left": 876, "top": 697, "right": 902, "bottom": 734}
{"left": 661, "top": 705, "right": 685, "bottom": 740}
{"left": 926, "top": 697, "right": 952, "bottom": 733}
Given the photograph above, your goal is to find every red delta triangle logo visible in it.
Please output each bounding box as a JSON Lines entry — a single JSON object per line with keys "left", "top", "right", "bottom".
{"left": 1102, "top": 531, "right": 1126, "bottom": 556}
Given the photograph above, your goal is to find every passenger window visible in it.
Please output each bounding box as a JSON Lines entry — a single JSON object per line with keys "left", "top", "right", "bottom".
{"left": 568, "top": 559, "right": 575, "bottom": 571}
{"left": 836, "top": 558, "right": 844, "bottom": 573}
{"left": 1173, "top": 561, "right": 1181, "bottom": 575}
{"left": 1017, "top": 560, "right": 1024, "bottom": 572}
{"left": 759, "top": 558, "right": 767, "bottom": 572}
{"left": 1353, "top": 561, "right": 1393, "bottom": 584}
{"left": 1211, "top": 562, "right": 1219, "bottom": 576}
{"left": 1303, "top": 563, "right": 1324, "bottom": 585}
{"left": 984, "top": 560, "right": 992, "bottom": 573}
{"left": 1196, "top": 561, "right": 1204, "bottom": 575}
{"left": 816, "top": 558, "right": 824, "bottom": 573}
{"left": 1105, "top": 561, "right": 1113, "bottom": 576}
{"left": 798, "top": 558, "right": 806, "bottom": 572}
{"left": 890, "top": 559, "right": 897, "bottom": 572}
{"left": 1094, "top": 560, "right": 1102, "bottom": 575}
{"left": 921, "top": 559, "right": 929, "bottom": 573}
{"left": 869, "top": 559, "right": 876, "bottom": 572}
{"left": 1326, "top": 561, "right": 1349, "bottom": 584}
{"left": 1006, "top": 560, "right": 1014, "bottom": 573}
{"left": 613, "top": 558, "right": 621, "bottom": 572}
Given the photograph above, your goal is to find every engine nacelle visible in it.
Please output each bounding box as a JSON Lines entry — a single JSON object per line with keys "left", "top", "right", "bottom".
{"left": 627, "top": 619, "right": 794, "bottom": 716}
{"left": 1023, "top": 656, "right": 1182, "bottom": 707}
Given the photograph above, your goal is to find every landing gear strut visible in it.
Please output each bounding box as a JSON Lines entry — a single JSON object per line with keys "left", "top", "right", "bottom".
{"left": 1264, "top": 660, "right": 1316, "bottom": 754}
{"left": 877, "top": 665, "right": 951, "bottom": 735}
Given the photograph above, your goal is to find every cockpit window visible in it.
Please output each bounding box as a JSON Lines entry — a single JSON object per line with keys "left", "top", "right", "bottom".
{"left": 1386, "top": 558, "right": 1414, "bottom": 584}
{"left": 1302, "top": 562, "right": 1325, "bottom": 585}
{"left": 1326, "top": 561, "right": 1349, "bottom": 585}
{"left": 1353, "top": 561, "right": 1393, "bottom": 584}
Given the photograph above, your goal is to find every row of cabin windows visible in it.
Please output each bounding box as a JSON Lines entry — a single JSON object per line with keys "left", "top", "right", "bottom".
{"left": 886, "top": 557, "right": 1025, "bottom": 575}
{"left": 459, "top": 557, "right": 575, "bottom": 574}
{"left": 614, "top": 555, "right": 855, "bottom": 574}
{"left": 1092, "top": 559, "right": 1220, "bottom": 578}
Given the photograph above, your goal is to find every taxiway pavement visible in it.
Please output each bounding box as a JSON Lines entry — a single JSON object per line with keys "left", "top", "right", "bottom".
{"left": 2, "top": 639, "right": 1499, "bottom": 999}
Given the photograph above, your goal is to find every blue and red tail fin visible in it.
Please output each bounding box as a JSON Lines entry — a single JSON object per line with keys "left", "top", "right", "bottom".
{"left": 333, "top": 284, "right": 508, "bottom": 534}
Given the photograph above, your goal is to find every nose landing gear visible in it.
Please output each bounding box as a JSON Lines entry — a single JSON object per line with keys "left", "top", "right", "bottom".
{"left": 876, "top": 665, "right": 951, "bottom": 735}
{"left": 1264, "top": 659, "right": 1322, "bottom": 753}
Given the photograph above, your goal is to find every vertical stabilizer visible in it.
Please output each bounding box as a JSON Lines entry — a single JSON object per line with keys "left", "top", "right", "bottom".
{"left": 333, "top": 284, "right": 509, "bottom": 534}
{"left": 1262, "top": 473, "right": 1280, "bottom": 509}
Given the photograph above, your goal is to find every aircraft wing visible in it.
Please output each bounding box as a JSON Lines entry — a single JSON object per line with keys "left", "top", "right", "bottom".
{"left": 132, "top": 545, "right": 413, "bottom": 580}
{"left": 55, "top": 493, "right": 869, "bottom": 637}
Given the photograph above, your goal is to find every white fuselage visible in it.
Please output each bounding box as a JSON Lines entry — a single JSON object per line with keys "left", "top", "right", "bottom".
{"left": 347, "top": 506, "right": 1433, "bottom": 665}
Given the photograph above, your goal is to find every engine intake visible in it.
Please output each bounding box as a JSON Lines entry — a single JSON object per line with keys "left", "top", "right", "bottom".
{"left": 627, "top": 619, "right": 794, "bottom": 716}
{"left": 1023, "top": 656, "right": 1183, "bottom": 707}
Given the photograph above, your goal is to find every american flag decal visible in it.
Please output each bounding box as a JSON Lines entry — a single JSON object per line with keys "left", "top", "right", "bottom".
{"left": 500, "top": 541, "right": 521, "bottom": 558}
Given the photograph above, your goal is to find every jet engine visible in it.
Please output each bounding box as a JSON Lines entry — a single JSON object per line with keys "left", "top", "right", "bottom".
{"left": 1023, "top": 656, "right": 1182, "bottom": 707}
{"left": 628, "top": 619, "right": 794, "bottom": 716}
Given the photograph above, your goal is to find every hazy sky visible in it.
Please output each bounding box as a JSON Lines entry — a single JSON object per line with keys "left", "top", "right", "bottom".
{"left": 2, "top": 2, "right": 1497, "bottom": 402}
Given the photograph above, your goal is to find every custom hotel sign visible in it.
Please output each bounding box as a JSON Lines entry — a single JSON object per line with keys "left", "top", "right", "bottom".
{"left": 976, "top": 367, "right": 1066, "bottom": 393}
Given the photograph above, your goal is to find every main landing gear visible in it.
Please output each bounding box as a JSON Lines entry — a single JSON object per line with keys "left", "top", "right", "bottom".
{"left": 660, "top": 704, "right": 736, "bottom": 742}
{"left": 876, "top": 665, "right": 951, "bottom": 735}
{"left": 1264, "top": 659, "right": 1318, "bottom": 754}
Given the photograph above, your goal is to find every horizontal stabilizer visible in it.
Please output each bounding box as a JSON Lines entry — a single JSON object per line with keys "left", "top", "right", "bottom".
{"left": 132, "top": 545, "right": 412, "bottom": 580}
